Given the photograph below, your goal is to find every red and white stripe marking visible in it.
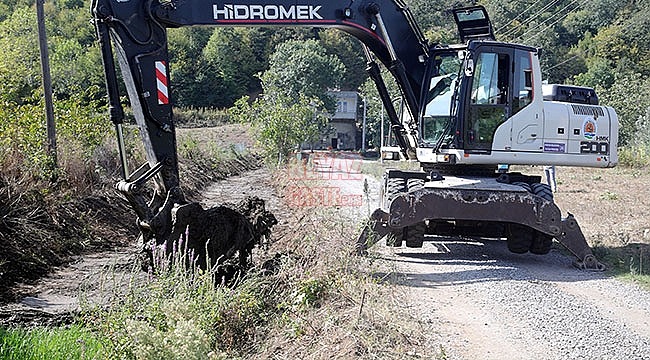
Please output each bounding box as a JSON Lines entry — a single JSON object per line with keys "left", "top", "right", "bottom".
{"left": 155, "top": 61, "right": 169, "bottom": 105}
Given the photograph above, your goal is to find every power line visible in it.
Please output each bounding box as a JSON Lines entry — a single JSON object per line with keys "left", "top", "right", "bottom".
{"left": 495, "top": 0, "right": 545, "bottom": 35}
{"left": 522, "top": 0, "right": 583, "bottom": 43}
{"left": 502, "top": 0, "right": 561, "bottom": 38}
{"left": 499, "top": 0, "right": 563, "bottom": 39}
{"left": 545, "top": 54, "right": 581, "bottom": 72}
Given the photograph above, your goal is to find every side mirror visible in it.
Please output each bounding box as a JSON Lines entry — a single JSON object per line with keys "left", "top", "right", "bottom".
{"left": 465, "top": 58, "right": 474, "bottom": 77}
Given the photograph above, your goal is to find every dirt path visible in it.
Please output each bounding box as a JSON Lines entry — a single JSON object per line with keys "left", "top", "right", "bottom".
{"left": 323, "top": 154, "right": 650, "bottom": 359}
{"left": 0, "top": 248, "right": 138, "bottom": 326}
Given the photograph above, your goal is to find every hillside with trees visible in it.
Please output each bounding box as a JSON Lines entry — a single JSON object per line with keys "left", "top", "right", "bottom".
{"left": 1, "top": 0, "right": 649, "bottom": 154}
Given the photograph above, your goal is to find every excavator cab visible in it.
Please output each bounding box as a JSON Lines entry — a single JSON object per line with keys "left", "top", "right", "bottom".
{"left": 418, "top": 8, "right": 617, "bottom": 169}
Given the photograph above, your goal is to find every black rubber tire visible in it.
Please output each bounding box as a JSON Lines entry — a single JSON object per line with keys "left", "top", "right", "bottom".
{"left": 407, "top": 178, "right": 425, "bottom": 192}
{"left": 405, "top": 222, "right": 426, "bottom": 248}
{"left": 530, "top": 183, "right": 553, "bottom": 201}
{"left": 386, "top": 177, "right": 406, "bottom": 201}
{"left": 512, "top": 181, "right": 532, "bottom": 193}
{"left": 530, "top": 232, "right": 553, "bottom": 255}
{"left": 506, "top": 224, "right": 533, "bottom": 254}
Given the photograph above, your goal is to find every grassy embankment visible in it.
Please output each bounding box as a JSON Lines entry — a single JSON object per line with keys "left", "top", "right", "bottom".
{"left": 1, "top": 108, "right": 445, "bottom": 358}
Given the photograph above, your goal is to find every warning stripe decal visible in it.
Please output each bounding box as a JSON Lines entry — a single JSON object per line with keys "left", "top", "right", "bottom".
{"left": 155, "top": 61, "right": 169, "bottom": 105}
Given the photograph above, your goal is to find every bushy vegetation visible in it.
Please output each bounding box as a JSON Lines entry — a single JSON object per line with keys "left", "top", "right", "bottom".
{"left": 71, "top": 170, "right": 442, "bottom": 358}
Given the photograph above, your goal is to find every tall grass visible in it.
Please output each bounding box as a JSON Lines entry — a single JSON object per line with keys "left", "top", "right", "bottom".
{"left": 82, "top": 234, "right": 278, "bottom": 359}
{"left": 0, "top": 325, "right": 106, "bottom": 360}
{"left": 173, "top": 107, "right": 231, "bottom": 128}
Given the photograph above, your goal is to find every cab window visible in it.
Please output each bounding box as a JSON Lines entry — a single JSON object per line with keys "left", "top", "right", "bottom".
{"left": 422, "top": 54, "right": 462, "bottom": 144}
{"left": 513, "top": 51, "right": 533, "bottom": 115}
{"left": 467, "top": 51, "right": 510, "bottom": 148}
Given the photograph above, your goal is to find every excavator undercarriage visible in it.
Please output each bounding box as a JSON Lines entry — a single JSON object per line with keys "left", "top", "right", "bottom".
{"left": 358, "top": 169, "right": 605, "bottom": 271}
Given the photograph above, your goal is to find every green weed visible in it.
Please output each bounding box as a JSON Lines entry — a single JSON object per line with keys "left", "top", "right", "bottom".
{"left": 600, "top": 190, "right": 619, "bottom": 200}
{"left": 0, "top": 324, "right": 106, "bottom": 360}
{"left": 618, "top": 146, "right": 650, "bottom": 168}
{"left": 592, "top": 243, "right": 650, "bottom": 289}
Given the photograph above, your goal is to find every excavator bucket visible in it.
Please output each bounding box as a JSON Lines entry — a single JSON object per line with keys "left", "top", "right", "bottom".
{"left": 164, "top": 198, "right": 277, "bottom": 276}
{"left": 115, "top": 164, "right": 276, "bottom": 279}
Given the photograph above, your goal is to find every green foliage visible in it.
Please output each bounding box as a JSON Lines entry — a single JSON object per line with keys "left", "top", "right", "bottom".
{"left": 319, "top": 29, "right": 367, "bottom": 90}
{"left": 0, "top": 96, "right": 109, "bottom": 177}
{"left": 230, "top": 94, "right": 327, "bottom": 164}
{"left": 261, "top": 38, "right": 345, "bottom": 112}
{"left": 0, "top": 324, "right": 107, "bottom": 360}
{"left": 591, "top": 73, "right": 650, "bottom": 146}
{"left": 0, "top": 4, "right": 103, "bottom": 104}
{"left": 0, "top": 6, "right": 40, "bottom": 103}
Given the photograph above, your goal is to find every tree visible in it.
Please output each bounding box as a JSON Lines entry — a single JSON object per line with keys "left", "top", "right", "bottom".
{"left": 231, "top": 95, "right": 327, "bottom": 164}
{"left": 201, "top": 28, "right": 267, "bottom": 106}
{"left": 0, "top": 6, "right": 40, "bottom": 103}
{"left": 168, "top": 27, "right": 214, "bottom": 107}
{"left": 261, "top": 38, "right": 345, "bottom": 112}
{"left": 318, "top": 29, "right": 367, "bottom": 90}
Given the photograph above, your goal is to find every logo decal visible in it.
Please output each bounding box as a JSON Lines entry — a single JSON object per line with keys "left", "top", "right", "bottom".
{"left": 213, "top": 4, "right": 323, "bottom": 21}
{"left": 583, "top": 117, "right": 597, "bottom": 140}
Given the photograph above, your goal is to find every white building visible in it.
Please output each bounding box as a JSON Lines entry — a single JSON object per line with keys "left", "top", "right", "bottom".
{"left": 324, "top": 90, "right": 360, "bottom": 150}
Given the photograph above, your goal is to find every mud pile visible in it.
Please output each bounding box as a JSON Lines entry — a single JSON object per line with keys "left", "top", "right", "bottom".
{"left": 146, "top": 196, "right": 277, "bottom": 282}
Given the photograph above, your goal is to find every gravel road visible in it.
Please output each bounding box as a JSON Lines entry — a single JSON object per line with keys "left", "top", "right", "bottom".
{"left": 323, "top": 153, "right": 650, "bottom": 360}
{"left": 379, "top": 242, "right": 650, "bottom": 360}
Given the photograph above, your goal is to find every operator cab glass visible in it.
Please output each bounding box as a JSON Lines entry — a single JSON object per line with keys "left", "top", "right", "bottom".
{"left": 421, "top": 52, "right": 462, "bottom": 146}
{"left": 462, "top": 45, "right": 537, "bottom": 152}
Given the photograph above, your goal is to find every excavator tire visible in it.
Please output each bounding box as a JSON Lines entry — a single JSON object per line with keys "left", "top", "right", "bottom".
{"left": 507, "top": 223, "right": 533, "bottom": 254}
{"left": 531, "top": 182, "right": 553, "bottom": 201}
{"left": 407, "top": 178, "right": 425, "bottom": 192}
{"left": 529, "top": 182, "right": 554, "bottom": 254}
{"left": 403, "top": 177, "right": 426, "bottom": 248}
{"left": 385, "top": 177, "right": 406, "bottom": 246}
{"left": 530, "top": 232, "right": 553, "bottom": 255}
{"left": 512, "top": 181, "right": 532, "bottom": 192}
{"left": 386, "top": 177, "right": 407, "bottom": 200}
{"left": 405, "top": 222, "right": 426, "bottom": 248}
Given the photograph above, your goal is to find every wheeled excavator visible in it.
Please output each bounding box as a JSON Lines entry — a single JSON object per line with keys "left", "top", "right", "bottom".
{"left": 91, "top": 1, "right": 618, "bottom": 270}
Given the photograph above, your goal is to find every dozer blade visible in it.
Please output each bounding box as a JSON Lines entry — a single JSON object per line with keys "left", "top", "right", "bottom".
{"left": 556, "top": 214, "right": 605, "bottom": 271}
{"left": 357, "top": 187, "right": 605, "bottom": 271}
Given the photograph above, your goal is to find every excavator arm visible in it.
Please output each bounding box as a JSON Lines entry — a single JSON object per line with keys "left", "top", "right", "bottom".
{"left": 91, "top": 0, "right": 429, "bottom": 255}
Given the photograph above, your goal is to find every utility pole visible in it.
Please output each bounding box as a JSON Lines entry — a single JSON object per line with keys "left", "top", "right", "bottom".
{"left": 36, "top": 0, "right": 57, "bottom": 167}
{"left": 361, "top": 95, "right": 367, "bottom": 152}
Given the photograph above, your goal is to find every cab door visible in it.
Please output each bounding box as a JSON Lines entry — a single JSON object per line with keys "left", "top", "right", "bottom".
{"left": 464, "top": 46, "right": 513, "bottom": 152}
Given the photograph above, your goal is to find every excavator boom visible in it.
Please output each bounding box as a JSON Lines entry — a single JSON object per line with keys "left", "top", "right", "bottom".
{"left": 91, "top": 0, "right": 433, "bottom": 268}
